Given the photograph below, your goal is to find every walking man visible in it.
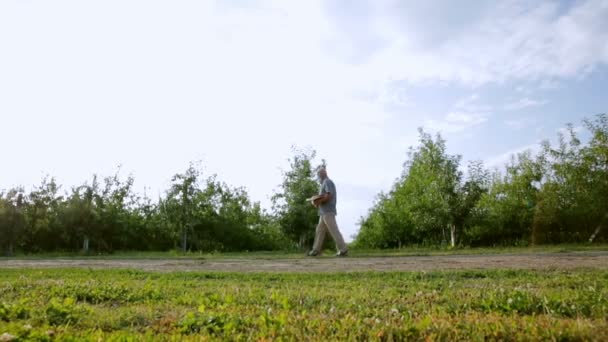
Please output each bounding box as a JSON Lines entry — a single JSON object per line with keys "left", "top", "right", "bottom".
{"left": 308, "top": 167, "right": 348, "bottom": 257}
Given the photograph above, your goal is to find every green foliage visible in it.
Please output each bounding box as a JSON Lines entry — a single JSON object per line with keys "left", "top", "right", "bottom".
{"left": 45, "top": 297, "right": 86, "bottom": 326}
{"left": 160, "top": 163, "right": 288, "bottom": 252}
{"left": 0, "top": 269, "right": 606, "bottom": 340}
{"left": 356, "top": 114, "right": 608, "bottom": 248}
{"left": 0, "top": 164, "right": 289, "bottom": 254}
{"left": 0, "top": 188, "right": 27, "bottom": 256}
{"left": 0, "top": 302, "right": 29, "bottom": 322}
{"left": 356, "top": 129, "right": 464, "bottom": 247}
{"left": 271, "top": 147, "right": 323, "bottom": 248}
{"left": 2, "top": 114, "right": 607, "bottom": 252}
{"left": 532, "top": 114, "right": 608, "bottom": 243}
{"left": 467, "top": 151, "right": 543, "bottom": 246}
{"left": 450, "top": 160, "right": 490, "bottom": 244}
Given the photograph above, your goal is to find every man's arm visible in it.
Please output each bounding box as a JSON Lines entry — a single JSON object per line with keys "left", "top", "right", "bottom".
{"left": 319, "top": 180, "right": 336, "bottom": 204}
{"left": 308, "top": 193, "right": 331, "bottom": 208}
{"left": 316, "top": 192, "right": 331, "bottom": 204}
{"left": 309, "top": 180, "right": 334, "bottom": 207}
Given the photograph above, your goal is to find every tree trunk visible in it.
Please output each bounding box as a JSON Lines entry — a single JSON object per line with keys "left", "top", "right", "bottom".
{"left": 5, "top": 242, "right": 13, "bottom": 257}
{"left": 450, "top": 224, "right": 456, "bottom": 247}
{"left": 589, "top": 212, "right": 608, "bottom": 243}
{"left": 83, "top": 237, "right": 90, "bottom": 253}
{"left": 181, "top": 226, "right": 188, "bottom": 253}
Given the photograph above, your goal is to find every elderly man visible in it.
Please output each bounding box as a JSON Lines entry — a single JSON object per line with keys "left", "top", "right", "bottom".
{"left": 308, "top": 168, "right": 348, "bottom": 257}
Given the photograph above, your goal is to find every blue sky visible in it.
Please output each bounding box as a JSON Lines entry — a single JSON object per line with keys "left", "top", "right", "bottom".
{"left": 1, "top": 0, "right": 607, "bottom": 241}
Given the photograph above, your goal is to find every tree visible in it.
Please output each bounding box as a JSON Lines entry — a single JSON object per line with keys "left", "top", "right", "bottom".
{"left": 356, "top": 129, "right": 462, "bottom": 247}
{"left": 472, "top": 151, "right": 543, "bottom": 246}
{"left": 131, "top": 189, "right": 172, "bottom": 251}
{"left": 450, "top": 160, "right": 489, "bottom": 246}
{"left": 189, "top": 177, "right": 251, "bottom": 251}
{"left": 164, "top": 163, "right": 201, "bottom": 252}
{"left": 246, "top": 202, "right": 291, "bottom": 251}
{"left": 95, "top": 170, "right": 136, "bottom": 251}
{"left": 60, "top": 178, "right": 101, "bottom": 253}
{"left": 272, "top": 147, "right": 323, "bottom": 248}
{"left": 160, "top": 163, "right": 285, "bottom": 252}
{"left": 583, "top": 114, "right": 608, "bottom": 242}
{"left": 23, "top": 177, "right": 63, "bottom": 252}
{"left": 0, "top": 188, "right": 26, "bottom": 256}
{"left": 533, "top": 114, "right": 608, "bottom": 243}
{"left": 355, "top": 192, "right": 405, "bottom": 248}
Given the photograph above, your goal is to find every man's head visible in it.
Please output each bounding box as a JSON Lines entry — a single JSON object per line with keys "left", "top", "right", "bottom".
{"left": 317, "top": 167, "right": 328, "bottom": 181}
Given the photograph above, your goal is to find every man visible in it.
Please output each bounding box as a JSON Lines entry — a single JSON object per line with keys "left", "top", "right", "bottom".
{"left": 307, "top": 167, "right": 348, "bottom": 257}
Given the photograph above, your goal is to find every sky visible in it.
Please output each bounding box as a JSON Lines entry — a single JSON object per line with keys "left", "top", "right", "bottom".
{"left": 1, "top": 0, "right": 607, "bottom": 241}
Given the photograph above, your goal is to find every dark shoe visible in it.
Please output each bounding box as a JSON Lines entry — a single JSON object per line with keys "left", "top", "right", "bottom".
{"left": 307, "top": 250, "right": 319, "bottom": 257}
{"left": 336, "top": 250, "right": 348, "bottom": 257}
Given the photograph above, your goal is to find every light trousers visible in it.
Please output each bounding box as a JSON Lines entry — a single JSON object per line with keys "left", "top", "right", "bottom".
{"left": 312, "top": 213, "right": 347, "bottom": 253}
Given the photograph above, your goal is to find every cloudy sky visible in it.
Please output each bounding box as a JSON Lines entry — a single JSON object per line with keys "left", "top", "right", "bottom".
{"left": 1, "top": 0, "right": 607, "bottom": 241}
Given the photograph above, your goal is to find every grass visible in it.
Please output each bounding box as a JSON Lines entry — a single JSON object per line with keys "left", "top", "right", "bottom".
{"left": 1, "top": 268, "right": 607, "bottom": 341}
{"left": 2, "top": 243, "right": 607, "bottom": 260}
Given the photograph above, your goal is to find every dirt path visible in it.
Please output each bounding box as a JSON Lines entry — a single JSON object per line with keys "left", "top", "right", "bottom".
{"left": 1, "top": 251, "right": 607, "bottom": 273}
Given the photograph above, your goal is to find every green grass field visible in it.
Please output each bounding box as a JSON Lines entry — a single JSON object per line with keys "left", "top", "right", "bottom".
{"left": 1, "top": 268, "right": 607, "bottom": 341}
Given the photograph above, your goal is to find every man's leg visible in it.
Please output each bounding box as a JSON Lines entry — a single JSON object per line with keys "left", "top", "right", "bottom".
{"left": 322, "top": 214, "right": 347, "bottom": 253}
{"left": 311, "top": 216, "right": 327, "bottom": 254}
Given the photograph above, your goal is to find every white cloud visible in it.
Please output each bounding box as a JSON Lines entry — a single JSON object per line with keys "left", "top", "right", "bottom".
{"left": 322, "top": 0, "right": 608, "bottom": 86}
{"left": 423, "top": 93, "right": 492, "bottom": 133}
{"left": 454, "top": 93, "right": 494, "bottom": 112}
{"left": 538, "top": 79, "right": 561, "bottom": 90}
{"left": 503, "top": 98, "right": 548, "bottom": 111}
{"left": 505, "top": 118, "right": 537, "bottom": 130}
{"left": 376, "top": 84, "right": 412, "bottom": 108}
{"left": 425, "top": 111, "right": 488, "bottom": 133}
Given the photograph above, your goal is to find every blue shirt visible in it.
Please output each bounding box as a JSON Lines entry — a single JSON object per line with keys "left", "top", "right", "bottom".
{"left": 318, "top": 178, "right": 337, "bottom": 215}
